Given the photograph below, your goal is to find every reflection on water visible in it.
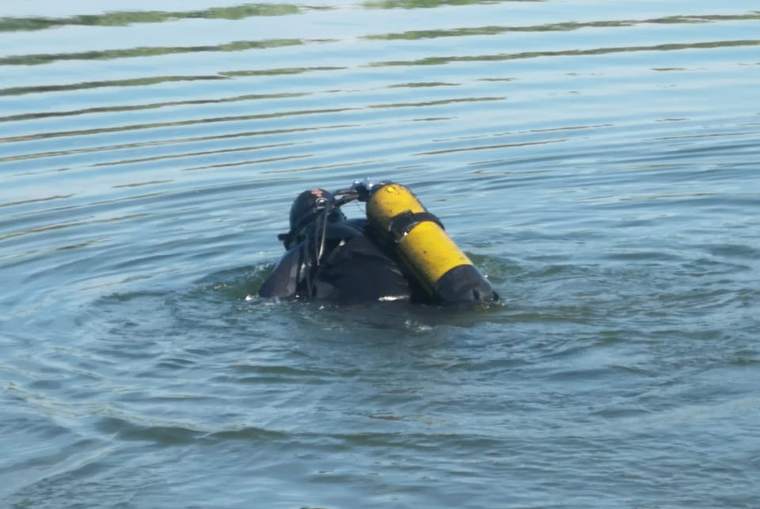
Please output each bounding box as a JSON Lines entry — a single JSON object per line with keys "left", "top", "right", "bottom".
{"left": 0, "top": 3, "right": 308, "bottom": 32}
{"left": 370, "top": 39, "right": 760, "bottom": 67}
{"left": 1, "top": 0, "right": 760, "bottom": 507}
{"left": 364, "top": 0, "right": 545, "bottom": 9}
{"left": 367, "top": 12, "right": 760, "bottom": 40}
{"left": 1, "top": 38, "right": 320, "bottom": 66}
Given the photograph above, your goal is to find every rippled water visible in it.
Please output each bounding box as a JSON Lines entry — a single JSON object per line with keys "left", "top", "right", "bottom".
{"left": 2, "top": 0, "right": 760, "bottom": 507}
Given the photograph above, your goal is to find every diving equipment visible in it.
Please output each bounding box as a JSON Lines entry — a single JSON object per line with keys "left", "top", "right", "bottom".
{"left": 263, "top": 181, "right": 498, "bottom": 305}
{"left": 363, "top": 182, "right": 498, "bottom": 305}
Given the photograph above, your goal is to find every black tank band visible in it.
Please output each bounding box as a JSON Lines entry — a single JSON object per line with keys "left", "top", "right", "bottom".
{"left": 387, "top": 211, "right": 444, "bottom": 241}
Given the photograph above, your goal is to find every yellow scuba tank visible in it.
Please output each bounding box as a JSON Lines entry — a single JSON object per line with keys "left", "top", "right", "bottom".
{"left": 365, "top": 183, "right": 498, "bottom": 304}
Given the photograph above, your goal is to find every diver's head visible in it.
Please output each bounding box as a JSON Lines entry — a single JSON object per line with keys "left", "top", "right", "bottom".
{"left": 279, "top": 188, "right": 345, "bottom": 249}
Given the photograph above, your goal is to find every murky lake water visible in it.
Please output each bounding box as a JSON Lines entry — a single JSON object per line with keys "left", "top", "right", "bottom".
{"left": 2, "top": 0, "right": 760, "bottom": 507}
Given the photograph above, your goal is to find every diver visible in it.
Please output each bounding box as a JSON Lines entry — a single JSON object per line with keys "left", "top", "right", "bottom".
{"left": 258, "top": 181, "right": 498, "bottom": 306}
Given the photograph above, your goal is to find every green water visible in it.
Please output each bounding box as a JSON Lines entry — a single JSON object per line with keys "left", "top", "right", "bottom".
{"left": 2, "top": 0, "right": 760, "bottom": 507}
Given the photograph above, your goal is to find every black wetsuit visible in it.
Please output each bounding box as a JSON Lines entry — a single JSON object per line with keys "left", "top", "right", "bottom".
{"left": 259, "top": 219, "right": 417, "bottom": 304}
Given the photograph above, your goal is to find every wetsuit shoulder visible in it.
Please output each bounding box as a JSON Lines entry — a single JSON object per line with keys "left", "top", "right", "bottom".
{"left": 259, "top": 219, "right": 413, "bottom": 303}
{"left": 312, "top": 234, "right": 412, "bottom": 304}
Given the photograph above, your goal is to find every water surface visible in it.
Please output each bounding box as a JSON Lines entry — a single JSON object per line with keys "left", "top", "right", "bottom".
{"left": 2, "top": 0, "right": 760, "bottom": 507}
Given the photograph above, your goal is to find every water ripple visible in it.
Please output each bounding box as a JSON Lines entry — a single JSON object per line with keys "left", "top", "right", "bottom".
{"left": 2, "top": 1, "right": 760, "bottom": 507}
{"left": 0, "top": 38, "right": 333, "bottom": 66}
{"left": 0, "top": 3, "right": 319, "bottom": 33}
{"left": 366, "top": 12, "right": 760, "bottom": 40}
{"left": 0, "top": 92, "right": 310, "bottom": 124}
{"left": 370, "top": 39, "right": 760, "bottom": 67}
